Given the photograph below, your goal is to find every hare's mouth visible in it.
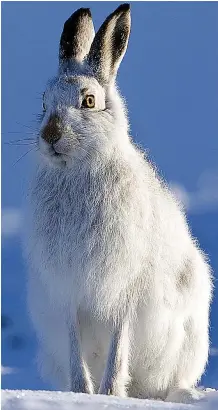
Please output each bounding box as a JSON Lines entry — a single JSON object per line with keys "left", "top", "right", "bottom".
{"left": 44, "top": 143, "right": 63, "bottom": 158}
{"left": 52, "top": 146, "right": 62, "bottom": 157}
{"left": 39, "top": 139, "right": 68, "bottom": 166}
{"left": 48, "top": 146, "right": 68, "bottom": 162}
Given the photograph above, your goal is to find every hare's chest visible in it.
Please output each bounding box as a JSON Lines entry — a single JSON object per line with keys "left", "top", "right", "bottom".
{"left": 30, "top": 178, "right": 107, "bottom": 272}
{"left": 32, "top": 192, "right": 80, "bottom": 263}
{"left": 29, "top": 168, "right": 146, "bottom": 284}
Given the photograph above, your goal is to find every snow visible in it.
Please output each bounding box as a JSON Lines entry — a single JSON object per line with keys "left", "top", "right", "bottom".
{"left": 1, "top": 390, "right": 218, "bottom": 410}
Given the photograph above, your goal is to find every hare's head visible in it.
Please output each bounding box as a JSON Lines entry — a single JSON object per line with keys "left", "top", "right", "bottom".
{"left": 39, "top": 4, "right": 131, "bottom": 167}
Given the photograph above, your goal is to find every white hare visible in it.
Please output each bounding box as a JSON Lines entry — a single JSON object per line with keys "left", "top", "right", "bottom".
{"left": 24, "top": 4, "right": 213, "bottom": 403}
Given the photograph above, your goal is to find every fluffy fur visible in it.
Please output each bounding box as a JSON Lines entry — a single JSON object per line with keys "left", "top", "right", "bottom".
{"left": 24, "top": 4, "right": 212, "bottom": 403}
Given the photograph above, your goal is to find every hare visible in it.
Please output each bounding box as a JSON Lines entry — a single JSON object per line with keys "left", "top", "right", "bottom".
{"left": 24, "top": 4, "right": 212, "bottom": 403}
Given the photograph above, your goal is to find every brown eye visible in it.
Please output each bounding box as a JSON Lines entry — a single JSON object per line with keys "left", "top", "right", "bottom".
{"left": 82, "top": 95, "right": 95, "bottom": 109}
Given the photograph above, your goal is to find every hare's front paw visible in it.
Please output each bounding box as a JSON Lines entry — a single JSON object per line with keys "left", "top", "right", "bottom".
{"left": 71, "top": 373, "right": 94, "bottom": 394}
{"left": 98, "top": 378, "right": 127, "bottom": 397}
{"left": 165, "top": 388, "right": 205, "bottom": 404}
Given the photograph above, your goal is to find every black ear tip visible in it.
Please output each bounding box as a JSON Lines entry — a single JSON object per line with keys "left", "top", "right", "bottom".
{"left": 117, "top": 3, "right": 130, "bottom": 13}
{"left": 68, "top": 7, "right": 92, "bottom": 22}
{"left": 78, "top": 8, "right": 92, "bottom": 17}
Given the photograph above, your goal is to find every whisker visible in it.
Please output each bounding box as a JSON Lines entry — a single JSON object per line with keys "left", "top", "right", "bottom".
{"left": 75, "top": 134, "right": 107, "bottom": 162}
{"left": 77, "top": 146, "right": 93, "bottom": 166}
{"left": 1, "top": 132, "right": 37, "bottom": 136}
{"left": 15, "top": 121, "right": 35, "bottom": 130}
{"left": 3, "top": 138, "right": 38, "bottom": 147}
{"left": 72, "top": 142, "right": 91, "bottom": 165}
{"left": 13, "top": 147, "right": 38, "bottom": 166}
{"left": 4, "top": 137, "right": 37, "bottom": 141}
{"left": 84, "top": 143, "right": 106, "bottom": 160}
{"left": 4, "top": 141, "right": 37, "bottom": 146}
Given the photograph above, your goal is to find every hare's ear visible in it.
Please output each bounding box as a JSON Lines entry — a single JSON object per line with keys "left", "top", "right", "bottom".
{"left": 87, "top": 4, "right": 131, "bottom": 85}
{"left": 59, "top": 8, "right": 95, "bottom": 66}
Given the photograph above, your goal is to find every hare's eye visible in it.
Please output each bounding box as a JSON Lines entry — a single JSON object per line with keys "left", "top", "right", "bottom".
{"left": 82, "top": 95, "right": 95, "bottom": 109}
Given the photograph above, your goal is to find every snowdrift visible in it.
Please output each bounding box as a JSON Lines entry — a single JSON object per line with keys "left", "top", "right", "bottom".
{"left": 2, "top": 389, "right": 218, "bottom": 410}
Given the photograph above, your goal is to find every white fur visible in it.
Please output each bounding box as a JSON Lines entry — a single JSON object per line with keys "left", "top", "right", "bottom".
{"left": 24, "top": 7, "right": 212, "bottom": 404}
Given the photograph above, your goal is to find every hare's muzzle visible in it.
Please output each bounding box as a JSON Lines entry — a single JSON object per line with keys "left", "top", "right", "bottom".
{"left": 41, "top": 114, "right": 62, "bottom": 145}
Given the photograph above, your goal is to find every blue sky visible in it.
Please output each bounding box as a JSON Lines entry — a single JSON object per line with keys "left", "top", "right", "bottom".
{"left": 2, "top": 1, "right": 218, "bottom": 390}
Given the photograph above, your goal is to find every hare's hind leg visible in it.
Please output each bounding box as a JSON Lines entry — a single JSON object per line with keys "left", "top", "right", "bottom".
{"left": 165, "top": 315, "right": 209, "bottom": 404}
{"left": 165, "top": 388, "right": 205, "bottom": 404}
{"left": 166, "top": 256, "right": 211, "bottom": 404}
{"left": 99, "top": 321, "right": 130, "bottom": 397}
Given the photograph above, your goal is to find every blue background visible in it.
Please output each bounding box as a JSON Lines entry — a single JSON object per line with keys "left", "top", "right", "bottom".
{"left": 2, "top": 1, "right": 218, "bottom": 390}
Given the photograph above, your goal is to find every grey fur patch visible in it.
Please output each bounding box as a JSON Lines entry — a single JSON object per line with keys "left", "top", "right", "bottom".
{"left": 176, "top": 259, "right": 193, "bottom": 290}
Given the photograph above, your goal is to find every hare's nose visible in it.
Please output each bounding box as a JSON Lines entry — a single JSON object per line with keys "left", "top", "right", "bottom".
{"left": 41, "top": 114, "right": 62, "bottom": 144}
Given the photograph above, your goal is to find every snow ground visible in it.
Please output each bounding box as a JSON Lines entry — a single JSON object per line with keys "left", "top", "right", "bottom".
{"left": 1, "top": 389, "right": 218, "bottom": 410}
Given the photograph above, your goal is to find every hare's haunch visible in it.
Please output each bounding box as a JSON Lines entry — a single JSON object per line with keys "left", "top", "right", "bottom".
{"left": 24, "top": 4, "right": 212, "bottom": 403}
